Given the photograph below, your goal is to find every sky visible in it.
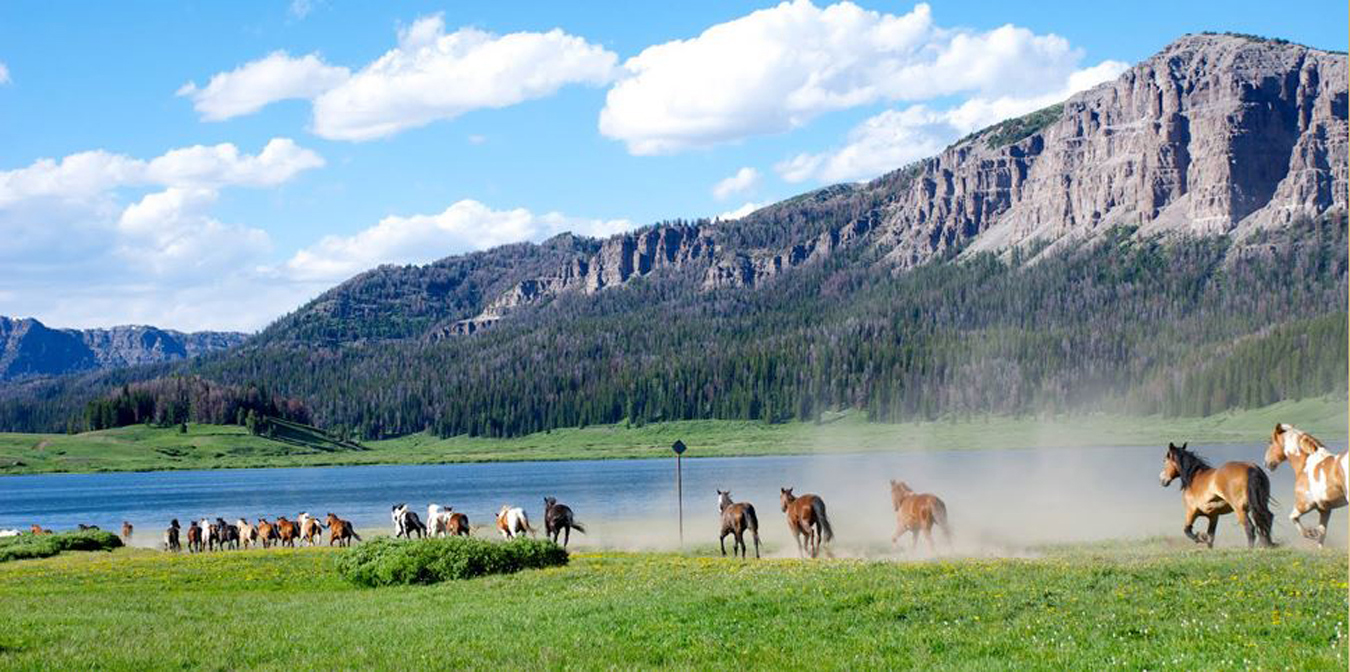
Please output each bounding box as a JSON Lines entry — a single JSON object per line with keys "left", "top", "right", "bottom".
{"left": 0, "top": 1, "right": 1345, "bottom": 333}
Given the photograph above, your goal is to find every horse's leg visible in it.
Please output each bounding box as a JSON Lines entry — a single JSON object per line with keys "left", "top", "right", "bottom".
{"left": 563, "top": 526, "right": 570, "bottom": 548}
{"left": 1315, "top": 508, "right": 1331, "bottom": 549}
{"left": 1181, "top": 507, "right": 1201, "bottom": 544}
{"left": 910, "top": 529, "right": 920, "bottom": 551}
{"left": 792, "top": 526, "right": 804, "bottom": 558}
{"left": 892, "top": 521, "right": 903, "bottom": 547}
{"left": 1239, "top": 507, "right": 1256, "bottom": 549}
{"left": 1203, "top": 515, "right": 1218, "bottom": 549}
{"left": 1289, "top": 498, "right": 1316, "bottom": 540}
{"left": 923, "top": 527, "right": 936, "bottom": 554}
{"left": 720, "top": 531, "right": 728, "bottom": 556}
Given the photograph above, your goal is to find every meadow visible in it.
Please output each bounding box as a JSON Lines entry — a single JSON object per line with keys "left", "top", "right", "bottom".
{"left": 0, "top": 540, "right": 1343, "bottom": 669}
{"left": 0, "top": 396, "right": 1343, "bottom": 476}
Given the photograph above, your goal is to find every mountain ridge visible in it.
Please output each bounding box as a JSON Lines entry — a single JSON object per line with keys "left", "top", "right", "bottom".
{"left": 0, "top": 316, "right": 247, "bottom": 382}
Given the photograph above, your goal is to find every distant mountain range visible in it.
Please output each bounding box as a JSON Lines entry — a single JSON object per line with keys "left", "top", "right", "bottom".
{"left": 0, "top": 316, "right": 246, "bottom": 382}
{"left": 1, "top": 33, "right": 1345, "bottom": 437}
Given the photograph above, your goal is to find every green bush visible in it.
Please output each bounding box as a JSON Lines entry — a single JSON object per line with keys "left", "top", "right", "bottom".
{"left": 0, "top": 530, "right": 123, "bottom": 563}
{"left": 336, "top": 536, "right": 568, "bottom": 587}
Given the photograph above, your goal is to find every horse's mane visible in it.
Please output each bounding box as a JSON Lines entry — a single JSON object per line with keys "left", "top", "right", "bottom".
{"left": 1170, "top": 445, "right": 1212, "bottom": 488}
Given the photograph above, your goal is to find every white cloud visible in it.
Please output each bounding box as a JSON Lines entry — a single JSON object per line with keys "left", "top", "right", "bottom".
{"left": 285, "top": 199, "right": 635, "bottom": 282}
{"left": 599, "top": 1, "right": 1109, "bottom": 155}
{"left": 778, "top": 59, "right": 1128, "bottom": 183}
{"left": 184, "top": 15, "right": 618, "bottom": 141}
{"left": 177, "top": 52, "right": 350, "bottom": 121}
{"left": 711, "top": 167, "right": 760, "bottom": 200}
{"left": 116, "top": 187, "right": 272, "bottom": 278}
{"left": 0, "top": 62, "right": 9, "bottom": 85}
{"left": 716, "top": 202, "right": 766, "bottom": 221}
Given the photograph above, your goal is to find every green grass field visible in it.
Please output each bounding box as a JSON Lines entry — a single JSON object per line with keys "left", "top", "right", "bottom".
{"left": 0, "top": 541, "right": 1343, "bottom": 669}
{"left": 1, "top": 396, "right": 1344, "bottom": 476}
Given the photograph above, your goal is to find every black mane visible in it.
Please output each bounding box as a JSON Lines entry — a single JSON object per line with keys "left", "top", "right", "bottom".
{"left": 1170, "top": 445, "right": 1212, "bottom": 488}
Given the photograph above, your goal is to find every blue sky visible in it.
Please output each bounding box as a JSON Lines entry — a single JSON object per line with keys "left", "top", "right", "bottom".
{"left": 0, "top": 1, "right": 1345, "bottom": 332}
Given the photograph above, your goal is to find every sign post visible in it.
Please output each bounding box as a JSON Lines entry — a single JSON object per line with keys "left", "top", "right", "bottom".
{"left": 672, "top": 440, "right": 686, "bottom": 547}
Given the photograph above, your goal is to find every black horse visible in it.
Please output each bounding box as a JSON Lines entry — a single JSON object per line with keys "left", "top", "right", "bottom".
{"left": 543, "top": 497, "right": 586, "bottom": 548}
{"left": 165, "top": 519, "right": 181, "bottom": 552}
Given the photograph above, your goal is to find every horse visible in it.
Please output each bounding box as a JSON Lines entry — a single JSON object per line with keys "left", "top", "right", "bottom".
{"left": 164, "top": 519, "right": 181, "bottom": 552}
{"left": 889, "top": 480, "right": 952, "bottom": 553}
{"left": 780, "top": 488, "right": 834, "bottom": 558}
{"left": 716, "top": 490, "right": 760, "bottom": 559}
{"left": 446, "top": 512, "right": 470, "bottom": 537}
{"left": 298, "top": 512, "right": 323, "bottom": 546}
{"left": 256, "top": 518, "right": 277, "bottom": 549}
{"left": 427, "top": 504, "right": 454, "bottom": 537}
{"left": 1266, "top": 424, "right": 1349, "bottom": 548}
{"left": 391, "top": 504, "right": 426, "bottom": 539}
{"left": 1160, "top": 442, "right": 1274, "bottom": 548}
{"left": 276, "top": 517, "right": 299, "bottom": 547}
{"left": 543, "top": 497, "right": 585, "bottom": 548}
{"left": 216, "top": 517, "right": 240, "bottom": 551}
{"left": 496, "top": 505, "right": 532, "bottom": 539}
{"left": 185, "top": 521, "right": 202, "bottom": 553}
{"left": 237, "top": 519, "right": 258, "bottom": 550}
{"left": 77, "top": 524, "right": 100, "bottom": 531}
{"left": 121, "top": 521, "right": 134, "bottom": 543}
{"left": 326, "top": 513, "right": 360, "bottom": 547}
{"left": 29, "top": 524, "right": 52, "bottom": 535}
{"left": 200, "top": 519, "right": 220, "bottom": 552}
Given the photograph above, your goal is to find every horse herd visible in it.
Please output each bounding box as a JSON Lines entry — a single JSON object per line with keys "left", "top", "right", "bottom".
{"left": 156, "top": 512, "right": 361, "bottom": 552}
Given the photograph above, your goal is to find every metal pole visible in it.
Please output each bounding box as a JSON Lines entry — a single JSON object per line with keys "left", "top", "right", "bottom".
{"left": 676, "top": 452, "right": 683, "bottom": 547}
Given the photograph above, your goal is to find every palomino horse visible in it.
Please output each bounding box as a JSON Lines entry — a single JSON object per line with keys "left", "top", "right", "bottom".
{"left": 275, "top": 517, "right": 299, "bottom": 547}
{"left": 543, "top": 497, "right": 586, "bottom": 548}
{"left": 496, "top": 506, "right": 532, "bottom": 539}
{"left": 121, "top": 521, "right": 134, "bottom": 543}
{"left": 1266, "top": 424, "right": 1348, "bottom": 547}
{"left": 889, "top": 480, "right": 951, "bottom": 552}
{"left": 326, "top": 513, "right": 361, "bottom": 547}
{"left": 298, "top": 513, "right": 323, "bottom": 546}
{"left": 164, "top": 519, "right": 181, "bottom": 552}
{"left": 717, "top": 490, "right": 761, "bottom": 559}
{"left": 1160, "top": 442, "right": 1273, "bottom": 548}
{"left": 780, "top": 488, "right": 834, "bottom": 558}
{"left": 186, "top": 521, "right": 203, "bottom": 553}
{"left": 237, "top": 519, "right": 258, "bottom": 550}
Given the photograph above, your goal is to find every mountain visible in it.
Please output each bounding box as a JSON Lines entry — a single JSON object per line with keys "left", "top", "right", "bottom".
{"left": 0, "top": 316, "right": 247, "bottom": 382}
{"left": 0, "top": 33, "right": 1345, "bottom": 438}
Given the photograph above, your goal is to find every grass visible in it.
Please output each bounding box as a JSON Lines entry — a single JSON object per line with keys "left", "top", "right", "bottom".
{"left": 0, "top": 396, "right": 1344, "bottom": 476}
{"left": 0, "top": 530, "right": 122, "bottom": 563}
{"left": 0, "top": 540, "right": 1342, "bottom": 669}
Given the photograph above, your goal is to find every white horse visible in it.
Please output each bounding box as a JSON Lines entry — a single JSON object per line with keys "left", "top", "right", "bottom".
{"left": 496, "top": 505, "right": 532, "bottom": 539}
{"left": 200, "top": 519, "right": 216, "bottom": 552}
{"left": 427, "top": 504, "right": 453, "bottom": 537}
{"left": 1267, "top": 424, "right": 1349, "bottom": 547}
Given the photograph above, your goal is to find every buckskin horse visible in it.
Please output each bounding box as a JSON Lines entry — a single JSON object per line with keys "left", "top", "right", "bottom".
{"left": 543, "top": 497, "right": 585, "bottom": 548}
{"left": 1266, "top": 424, "right": 1348, "bottom": 548}
{"left": 780, "top": 488, "right": 834, "bottom": 558}
{"left": 717, "top": 490, "right": 761, "bottom": 559}
{"left": 889, "top": 480, "right": 951, "bottom": 553}
{"left": 1160, "top": 442, "right": 1274, "bottom": 548}
{"left": 326, "top": 513, "right": 360, "bottom": 547}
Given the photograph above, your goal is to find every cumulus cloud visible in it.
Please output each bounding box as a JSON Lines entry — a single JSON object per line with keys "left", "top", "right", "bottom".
{"left": 716, "top": 202, "right": 766, "bottom": 221}
{"left": 177, "top": 52, "right": 350, "bottom": 121}
{"left": 286, "top": 199, "right": 634, "bottom": 281}
{"left": 600, "top": 0, "right": 1114, "bottom": 155}
{"left": 0, "top": 62, "right": 9, "bottom": 85}
{"left": 711, "top": 167, "right": 760, "bottom": 200}
{"left": 116, "top": 187, "right": 272, "bottom": 278}
{"left": 778, "top": 59, "right": 1128, "bottom": 183}
{"left": 183, "top": 14, "right": 617, "bottom": 141}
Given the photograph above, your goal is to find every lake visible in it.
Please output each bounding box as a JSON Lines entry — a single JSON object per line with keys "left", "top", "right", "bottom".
{"left": 1, "top": 442, "right": 1340, "bottom": 551}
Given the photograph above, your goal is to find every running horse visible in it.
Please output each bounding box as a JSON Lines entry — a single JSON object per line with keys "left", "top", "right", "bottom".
{"left": 779, "top": 488, "right": 834, "bottom": 558}
{"left": 889, "top": 480, "right": 951, "bottom": 552}
{"left": 275, "top": 517, "right": 299, "bottom": 547}
{"left": 121, "top": 521, "right": 134, "bottom": 543}
{"left": 496, "top": 506, "right": 532, "bottom": 539}
{"left": 1266, "top": 424, "right": 1348, "bottom": 548}
{"left": 164, "top": 519, "right": 181, "bottom": 552}
{"left": 237, "top": 519, "right": 258, "bottom": 550}
{"left": 1159, "top": 442, "right": 1274, "bottom": 548}
{"left": 326, "top": 513, "right": 361, "bottom": 547}
{"left": 186, "top": 520, "right": 203, "bottom": 553}
{"left": 716, "top": 490, "right": 760, "bottom": 559}
{"left": 542, "top": 497, "right": 586, "bottom": 548}
{"left": 298, "top": 513, "right": 324, "bottom": 546}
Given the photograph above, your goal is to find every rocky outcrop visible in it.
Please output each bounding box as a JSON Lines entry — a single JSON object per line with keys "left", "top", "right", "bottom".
{"left": 0, "top": 316, "right": 247, "bottom": 381}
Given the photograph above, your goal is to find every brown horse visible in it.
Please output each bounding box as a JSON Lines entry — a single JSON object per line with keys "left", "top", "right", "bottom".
{"left": 275, "top": 517, "right": 299, "bottom": 547}
{"left": 889, "top": 480, "right": 951, "bottom": 552}
{"left": 717, "top": 490, "right": 760, "bottom": 559}
{"left": 543, "top": 497, "right": 586, "bottom": 548}
{"left": 164, "top": 519, "right": 181, "bottom": 552}
{"left": 186, "top": 521, "right": 203, "bottom": 553}
{"left": 326, "top": 513, "right": 361, "bottom": 547}
{"left": 446, "top": 512, "right": 470, "bottom": 537}
{"left": 780, "top": 488, "right": 834, "bottom": 558}
{"left": 121, "top": 521, "right": 134, "bottom": 543}
{"left": 1266, "top": 424, "right": 1348, "bottom": 547}
{"left": 1160, "top": 442, "right": 1273, "bottom": 548}
{"left": 29, "top": 524, "right": 52, "bottom": 535}
{"left": 256, "top": 518, "right": 277, "bottom": 549}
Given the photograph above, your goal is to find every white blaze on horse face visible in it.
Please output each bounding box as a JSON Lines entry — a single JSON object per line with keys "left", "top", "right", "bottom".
{"left": 1283, "top": 428, "right": 1303, "bottom": 458}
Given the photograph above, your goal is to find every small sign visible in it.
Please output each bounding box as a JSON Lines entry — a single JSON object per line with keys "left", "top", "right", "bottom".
{"left": 671, "top": 440, "right": 686, "bottom": 455}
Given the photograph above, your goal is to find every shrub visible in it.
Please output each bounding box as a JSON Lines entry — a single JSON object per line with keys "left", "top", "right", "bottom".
{"left": 0, "top": 530, "right": 123, "bottom": 563}
{"left": 336, "top": 536, "right": 568, "bottom": 587}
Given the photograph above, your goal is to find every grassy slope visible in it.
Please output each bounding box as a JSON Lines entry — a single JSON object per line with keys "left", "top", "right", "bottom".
{"left": 1, "top": 396, "right": 1344, "bottom": 476}
{"left": 0, "top": 542, "right": 1343, "bottom": 669}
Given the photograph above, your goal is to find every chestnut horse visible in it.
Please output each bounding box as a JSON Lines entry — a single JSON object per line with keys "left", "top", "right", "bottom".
{"left": 717, "top": 490, "right": 760, "bottom": 559}
{"left": 889, "top": 480, "right": 951, "bottom": 552}
{"left": 446, "top": 512, "right": 470, "bottom": 537}
{"left": 275, "top": 517, "right": 299, "bottom": 547}
{"left": 1266, "top": 424, "right": 1348, "bottom": 548}
{"left": 326, "top": 513, "right": 360, "bottom": 547}
{"left": 256, "top": 518, "right": 277, "bottom": 549}
{"left": 1160, "top": 442, "right": 1273, "bottom": 548}
{"left": 186, "top": 521, "right": 203, "bottom": 553}
{"left": 780, "top": 488, "right": 834, "bottom": 558}
{"left": 29, "top": 524, "right": 52, "bottom": 535}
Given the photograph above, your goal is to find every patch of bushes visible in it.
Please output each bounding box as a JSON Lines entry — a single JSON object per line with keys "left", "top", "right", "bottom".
{"left": 0, "top": 530, "right": 123, "bottom": 563}
{"left": 336, "top": 536, "right": 568, "bottom": 587}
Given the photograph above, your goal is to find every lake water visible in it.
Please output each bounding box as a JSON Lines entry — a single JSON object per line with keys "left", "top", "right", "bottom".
{"left": 1, "top": 442, "right": 1342, "bottom": 551}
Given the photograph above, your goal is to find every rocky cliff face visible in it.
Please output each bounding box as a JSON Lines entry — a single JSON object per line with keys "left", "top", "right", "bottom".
{"left": 0, "top": 317, "right": 247, "bottom": 381}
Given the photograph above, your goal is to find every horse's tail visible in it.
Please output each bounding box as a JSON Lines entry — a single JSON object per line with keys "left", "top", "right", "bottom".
{"left": 745, "top": 504, "right": 761, "bottom": 549}
{"left": 1245, "top": 465, "right": 1275, "bottom": 546}
{"left": 814, "top": 498, "right": 834, "bottom": 543}
{"left": 933, "top": 498, "right": 952, "bottom": 541}
{"left": 350, "top": 527, "right": 363, "bottom": 542}
{"left": 570, "top": 520, "right": 586, "bottom": 534}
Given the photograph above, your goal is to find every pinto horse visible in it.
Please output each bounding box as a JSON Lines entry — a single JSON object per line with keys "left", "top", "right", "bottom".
{"left": 717, "top": 490, "right": 760, "bottom": 559}
{"left": 1266, "top": 424, "right": 1348, "bottom": 548}
{"left": 298, "top": 513, "right": 324, "bottom": 546}
{"left": 889, "top": 480, "right": 951, "bottom": 552}
{"left": 164, "top": 519, "right": 181, "bottom": 552}
{"left": 1160, "top": 442, "right": 1273, "bottom": 548}
{"left": 391, "top": 504, "right": 427, "bottom": 539}
{"left": 780, "top": 488, "right": 834, "bottom": 558}
{"left": 496, "top": 506, "right": 532, "bottom": 539}
{"left": 326, "top": 513, "right": 360, "bottom": 547}
{"left": 543, "top": 497, "right": 585, "bottom": 548}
